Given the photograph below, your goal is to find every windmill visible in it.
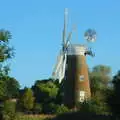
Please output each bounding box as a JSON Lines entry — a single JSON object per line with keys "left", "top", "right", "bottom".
{"left": 64, "top": 29, "right": 96, "bottom": 108}
{"left": 52, "top": 9, "right": 96, "bottom": 108}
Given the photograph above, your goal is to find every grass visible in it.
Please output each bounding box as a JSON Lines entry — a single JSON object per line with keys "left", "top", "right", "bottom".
{"left": 17, "top": 114, "right": 55, "bottom": 120}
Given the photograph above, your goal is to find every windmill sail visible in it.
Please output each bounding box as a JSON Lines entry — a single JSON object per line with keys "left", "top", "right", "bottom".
{"left": 52, "top": 8, "right": 72, "bottom": 83}
{"left": 52, "top": 51, "right": 67, "bottom": 83}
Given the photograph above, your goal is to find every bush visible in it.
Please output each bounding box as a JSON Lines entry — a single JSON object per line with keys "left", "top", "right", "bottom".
{"left": 43, "top": 103, "right": 69, "bottom": 114}
{"left": 77, "top": 98, "right": 109, "bottom": 115}
{"left": 55, "top": 105, "right": 69, "bottom": 115}
{"left": 33, "top": 103, "right": 43, "bottom": 114}
{"left": 2, "top": 100, "right": 16, "bottom": 120}
{"left": 21, "top": 88, "right": 34, "bottom": 111}
{"left": 43, "top": 103, "right": 58, "bottom": 114}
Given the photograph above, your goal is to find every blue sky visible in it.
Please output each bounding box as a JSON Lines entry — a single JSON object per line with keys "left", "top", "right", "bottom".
{"left": 0, "top": 0, "right": 120, "bottom": 88}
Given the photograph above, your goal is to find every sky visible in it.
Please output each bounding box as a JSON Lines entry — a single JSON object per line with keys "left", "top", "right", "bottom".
{"left": 0, "top": 0, "right": 120, "bottom": 88}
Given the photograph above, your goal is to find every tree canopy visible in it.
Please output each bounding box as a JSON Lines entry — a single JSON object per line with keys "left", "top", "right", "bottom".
{"left": 0, "top": 29, "right": 14, "bottom": 62}
{"left": 90, "top": 65, "right": 111, "bottom": 97}
{"left": 107, "top": 71, "right": 120, "bottom": 117}
{"left": 32, "top": 79, "right": 59, "bottom": 104}
{"left": 0, "top": 29, "right": 20, "bottom": 101}
{"left": 20, "top": 88, "right": 34, "bottom": 111}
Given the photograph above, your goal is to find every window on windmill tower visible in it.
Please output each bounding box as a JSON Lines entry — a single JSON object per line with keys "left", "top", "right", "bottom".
{"left": 79, "top": 75, "right": 84, "bottom": 81}
{"left": 79, "top": 91, "right": 85, "bottom": 102}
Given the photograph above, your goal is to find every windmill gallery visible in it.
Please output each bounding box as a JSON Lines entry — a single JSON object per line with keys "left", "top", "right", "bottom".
{"left": 52, "top": 9, "right": 96, "bottom": 108}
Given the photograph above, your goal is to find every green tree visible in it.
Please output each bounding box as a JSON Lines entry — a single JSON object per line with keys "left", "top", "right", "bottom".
{"left": 32, "top": 79, "right": 59, "bottom": 104}
{"left": 55, "top": 80, "right": 64, "bottom": 104}
{"left": 5, "top": 77, "right": 20, "bottom": 99}
{"left": 33, "top": 103, "right": 43, "bottom": 113}
{"left": 2, "top": 100, "right": 16, "bottom": 120}
{"left": 0, "top": 29, "right": 13, "bottom": 62}
{"left": 88, "top": 65, "right": 111, "bottom": 114}
{"left": 78, "top": 98, "right": 109, "bottom": 114}
{"left": 43, "top": 102, "right": 69, "bottom": 114}
{"left": 55, "top": 105, "right": 69, "bottom": 115}
{"left": 21, "top": 88, "right": 34, "bottom": 111}
{"left": 0, "top": 29, "right": 20, "bottom": 101}
{"left": 107, "top": 71, "right": 120, "bottom": 117}
{"left": 0, "top": 76, "right": 20, "bottom": 100}
{"left": 90, "top": 65, "right": 111, "bottom": 97}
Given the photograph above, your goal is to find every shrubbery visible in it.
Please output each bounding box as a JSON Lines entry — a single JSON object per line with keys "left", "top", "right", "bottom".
{"left": 2, "top": 100, "right": 16, "bottom": 120}
{"left": 33, "top": 103, "right": 43, "bottom": 114}
{"left": 77, "top": 98, "right": 109, "bottom": 115}
{"left": 55, "top": 105, "right": 69, "bottom": 115}
{"left": 42, "top": 103, "right": 69, "bottom": 114}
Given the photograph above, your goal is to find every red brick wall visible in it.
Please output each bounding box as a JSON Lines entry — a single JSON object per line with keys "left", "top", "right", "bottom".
{"left": 64, "top": 55, "right": 91, "bottom": 108}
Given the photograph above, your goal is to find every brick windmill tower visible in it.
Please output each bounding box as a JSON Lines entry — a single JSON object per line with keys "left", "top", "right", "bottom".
{"left": 52, "top": 9, "right": 96, "bottom": 108}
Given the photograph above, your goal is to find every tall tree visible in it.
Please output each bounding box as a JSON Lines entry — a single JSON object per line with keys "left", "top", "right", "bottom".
{"left": 32, "top": 79, "right": 59, "bottom": 103}
{"left": 90, "top": 65, "right": 111, "bottom": 97}
{"left": 107, "top": 71, "right": 120, "bottom": 117}
{"left": 0, "top": 76, "right": 20, "bottom": 100}
{"left": 0, "top": 29, "right": 20, "bottom": 101}
{"left": 21, "top": 88, "right": 34, "bottom": 111}
{"left": 88, "top": 65, "right": 111, "bottom": 114}
{"left": 0, "top": 29, "right": 13, "bottom": 62}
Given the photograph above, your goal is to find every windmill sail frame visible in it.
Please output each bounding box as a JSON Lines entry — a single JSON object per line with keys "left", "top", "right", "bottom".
{"left": 52, "top": 8, "right": 72, "bottom": 83}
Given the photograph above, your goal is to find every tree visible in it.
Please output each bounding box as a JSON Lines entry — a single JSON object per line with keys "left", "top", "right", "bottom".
{"left": 33, "top": 103, "right": 43, "bottom": 113}
{"left": 90, "top": 65, "right": 111, "bottom": 97}
{"left": 55, "top": 80, "right": 64, "bottom": 104}
{"left": 77, "top": 98, "right": 110, "bottom": 115}
{"left": 0, "top": 29, "right": 20, "bottom": 119}
{"left": 5, "top": 77, "right": 20, "bottom": 99}
{"left": 107, "top": 71, "right": 120, "bottom": 117}
{"left": 0, "top": 76, "right": 20, "bottom": 100}
{"left": 32, "top": 79, "right": 59, "bottom": 104}
{"left": 88, "top": 65, "right": 111, "bottom": 114}
{"left": 0, "top": 77, "right": 6, "bottom": 100}
{"left": 0, "top": 29, "right": 13, "bottom": 62}
{"left": 42, "top": 103, "right": 69, "bottom": 114}
{"left": 0, "top": 29, "right": 20, "bottom": 101}
{"left": 20, "top": 88, "right": 34, "bottom": 111}
{"left": 2, "top": 100, "right": 16, "bottom": 120}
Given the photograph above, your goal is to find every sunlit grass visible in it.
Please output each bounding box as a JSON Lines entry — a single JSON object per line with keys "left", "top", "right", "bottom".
{"left": 17, "top": 114, "right": 55, "bottom": 120}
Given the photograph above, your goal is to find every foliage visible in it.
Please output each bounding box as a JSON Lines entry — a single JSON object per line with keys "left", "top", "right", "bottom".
{"left": 107, "top": 71, "right": 120, "bottom": 117}
{"left": 0, "top": 76, "right": 20, "bottom": 100}
{"left": 16, "top": 115, "right": 53, "bottom": 120}
{"left": 20, "top": 88, "right": 35, "bottom": 111}
{"left": 32, "top": 79, "right": 59, "bottom": 103}
{"left": 43, "top": 103, "right": 58, "bottom": 114}
{"left": 90, "top": 65, "right": 111, "bottom": 97}
{"left": 88, "top": 65, "right": 112, "bottom": 114}
{"left": 0, "top": 29, "right": 13, "bottom": 62}
{"left": 0, "top": 29, "right": 19, "bottom": 101}
{"left": 0, "top": 78, "right": 6, "bottom": 100}
{"left": 5, "top": 77, "right": 20, "bottom": 98}
{"left": 55, "top": 105, "right": 69, "bottom": 115}
{"left": 55, "top": 80, "right": 64, "bottom": 105}
{"left": 90, "top": 72, "right": 103, "bottom": 96}
{"left": 33, "top": 103, "right": 43, "bottom": 113}
{"left": 78, "top": 98, "right": 109, "bottom": 114}
{"left": 2, "top": 100, "right": 16, "bottom": 120}
{"left": 43, "top": 103, "right": 69, "bottom": 114}
{"left": 92, "top": 65, "right": 111, "bottom": 75}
